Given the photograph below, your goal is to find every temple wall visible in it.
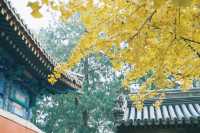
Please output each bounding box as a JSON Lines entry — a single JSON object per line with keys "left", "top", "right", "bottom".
{"left": 0, "top": 109, "right": 43, "bottom": 133}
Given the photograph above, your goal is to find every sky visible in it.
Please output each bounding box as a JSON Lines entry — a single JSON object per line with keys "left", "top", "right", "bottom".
{"left": 9, "top": 0, "right": 50, "bottom": 32}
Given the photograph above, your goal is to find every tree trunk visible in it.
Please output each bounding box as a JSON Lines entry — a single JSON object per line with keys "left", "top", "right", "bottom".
{"left": 82, "top": 110, "right": 89, "bottom": 127}
{"left": 82, "top": 57, "right": 89, "bottom": 127}
{"left": 83, "top": 57, "right": 89, "bottom": 88}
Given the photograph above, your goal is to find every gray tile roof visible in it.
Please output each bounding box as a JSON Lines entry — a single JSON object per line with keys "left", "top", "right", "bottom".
{"left": 114, "top": 89, "right": 200, "bottom": 127}
{"left": 123, "top": 103, "right": 200, "bottom": 126}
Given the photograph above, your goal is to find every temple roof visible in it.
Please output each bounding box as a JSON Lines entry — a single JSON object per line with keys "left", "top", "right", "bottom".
{"left": 114, "top": 88, "right": 200, "bottom": 129}
{"left": 0, "top": 0, "right": 83, "bottom": 93}
{"left": 123, "top": 103, "right": 200, "bottom": 126}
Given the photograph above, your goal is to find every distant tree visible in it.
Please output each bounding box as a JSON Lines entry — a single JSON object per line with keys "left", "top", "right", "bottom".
{"left": 37, "top": 14, "right": 85, "bottom": 62}
{"left": 32, "top": 18, "right": 122, "bottom": 133}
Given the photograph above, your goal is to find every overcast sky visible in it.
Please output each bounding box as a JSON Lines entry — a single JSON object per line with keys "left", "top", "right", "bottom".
{"left": 9, "top": 0, "right": 50, "bottom": 32}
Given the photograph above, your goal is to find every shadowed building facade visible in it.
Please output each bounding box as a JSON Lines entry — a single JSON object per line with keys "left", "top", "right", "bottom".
{"left": 0, "top": 0, "right": 83, "bottom": 132}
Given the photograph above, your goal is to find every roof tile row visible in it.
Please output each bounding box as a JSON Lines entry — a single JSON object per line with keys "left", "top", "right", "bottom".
{"left": 123, "top": 103, "right": 200, "bottom": 126}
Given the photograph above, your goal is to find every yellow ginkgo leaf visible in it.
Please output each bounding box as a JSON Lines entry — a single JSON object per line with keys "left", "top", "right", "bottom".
{"left": 135, "top": 100, "right": 144, "bottom": 111}
{"left": 172, "top": 0, "right": 192, "bottom": 7}
{"left": 130, "top": 95, "right": 137, "bottom": 101}
{"left": 50, "top": 2, "right": 59, "bottom": 11}
{"left": 27, "top": 1, "right": 43, "bottom": 18}
{"left": 27, "top": 1, "right": 41, "bottom": 10}
{"left": 31, "top": 10, "right": 43, "bottom": 18}
{"left": 60, "top": 11, "right": 71, "bottom": 20}
{"left": 122, "top": 79, "right": 129, "bottom": 88}
{"left": 153, "top": 0, "right": 166, "bottom": 8}
{"left": 59, "top": 3, "right": 72, "bottom": 21}
{"left": 153, "top": 99, "right": 163, "bottom": 109}
{"left": 41, "top": 0, "right": 49, "bottom": 5}
{"left": 112, "top": 60, "right": 122, "bottom": 70}
{"left": 181, "top": 79, "right": 192, "bottom": 92}
{"left": 193, "top": 0, "right": 200, "bottom": 4}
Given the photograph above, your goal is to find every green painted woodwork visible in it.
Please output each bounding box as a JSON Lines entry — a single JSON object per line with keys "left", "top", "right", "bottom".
{"left": 9, "top": 84, "right": 29, "bottom": 108}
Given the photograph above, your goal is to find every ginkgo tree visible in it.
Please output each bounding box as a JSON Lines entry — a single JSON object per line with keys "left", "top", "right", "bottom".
{"left": 27, "top": 0, "right": 200, "bottom": 110}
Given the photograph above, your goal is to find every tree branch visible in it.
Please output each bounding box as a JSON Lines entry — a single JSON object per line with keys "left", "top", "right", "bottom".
{"left": 180, "top": 36, "right": 200, "bottom": 45}
{"left": 186, "top": 43, "right": 200, "bottom": 58}
{"left": 180, "top": 36, "right": 200, "bottom": 57}
{"left": 128, "top": 10, "right": 157, "bottom": 42}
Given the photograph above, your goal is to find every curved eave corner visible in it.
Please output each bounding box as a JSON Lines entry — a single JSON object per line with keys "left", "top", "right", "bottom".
{"left": 47, "top": 72, "right": 84, "bottom": 94}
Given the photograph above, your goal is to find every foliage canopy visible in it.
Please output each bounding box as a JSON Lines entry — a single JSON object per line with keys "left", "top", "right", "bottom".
{"left": 28, "top": 0, "right": 200, "bottom": 109}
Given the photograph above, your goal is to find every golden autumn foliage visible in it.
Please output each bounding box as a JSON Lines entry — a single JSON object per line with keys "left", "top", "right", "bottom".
{"left": 27, "top": 1, "right": 43, "bottom": 18}
{"left": 28, "top": 0, "right": 200, "bottom": 109}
